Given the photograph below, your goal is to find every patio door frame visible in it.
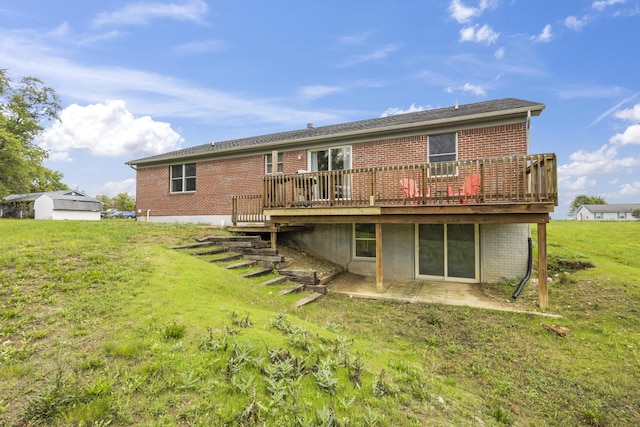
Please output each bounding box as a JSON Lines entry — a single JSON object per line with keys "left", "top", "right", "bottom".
{"left": 414, "top": 224, "right": 479, "bottom": 283}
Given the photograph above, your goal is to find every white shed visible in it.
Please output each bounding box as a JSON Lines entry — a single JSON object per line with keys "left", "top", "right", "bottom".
{"left": 1, "top": 191, "right": 102, "bottom": 220}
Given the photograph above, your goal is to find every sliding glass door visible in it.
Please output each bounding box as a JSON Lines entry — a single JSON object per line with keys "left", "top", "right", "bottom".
{"left": 309, "top": 146, "right": 351, "bottom": 200}
{"left": 416, "top": 224, "right": 478, "bottom": 282}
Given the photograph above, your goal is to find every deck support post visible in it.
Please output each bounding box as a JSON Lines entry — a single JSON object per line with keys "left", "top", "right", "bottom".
{"left": 270, "top": 230, "right": 277, "bottom": 250}
{"left": 376, "top": 223, "right": 383, "bottom": 292}
{"left": 537, "top": 222, "right": 548, "bottom": 309}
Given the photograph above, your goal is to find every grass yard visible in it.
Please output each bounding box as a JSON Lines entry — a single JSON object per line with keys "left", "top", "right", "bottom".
{"left": 1, "top": 219, "right": 639, "bottom": 426}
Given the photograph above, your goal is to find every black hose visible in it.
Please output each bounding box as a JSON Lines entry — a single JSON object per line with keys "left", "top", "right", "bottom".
{"left": 512, "top": 237, "right": 532, "bottom": 299}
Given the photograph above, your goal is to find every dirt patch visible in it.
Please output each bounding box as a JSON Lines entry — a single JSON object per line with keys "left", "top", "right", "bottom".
{"left": 276, "top": 239, "right": 344, "bottom": 279}
{"left": 550, "top": 259, "right": 595, "bottom": 272}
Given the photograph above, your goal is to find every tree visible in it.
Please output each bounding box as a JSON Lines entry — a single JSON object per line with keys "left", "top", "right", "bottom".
{"left": 569, "top": 195, "right": 607, "bottom": 216}
{"left": 95, "top": 193, "right": 135, "bottom": 213}
{"left": 632, "top": 209, "right": 640, "bottom": 220}
{"left": 112, "top": 193, "right": 136, "bottom": 211}
{"left": 0, "top": 69, "right": 67, "bottom": 197}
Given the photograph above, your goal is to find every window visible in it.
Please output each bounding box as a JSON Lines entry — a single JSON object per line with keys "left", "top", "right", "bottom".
{"left": 171, "top": 163, "right": 196, "bottom": 193}
{"left": 618, "top": 212, "right": 627, "bottom": 219}
{"left": 428, "top": 133, "right": 457, "bottom": 175}
{"left": 265, "top": 151, "right": 283, "bottom": 174}
{"left": 354, "top": 224, "right": 376, "bottom": 258}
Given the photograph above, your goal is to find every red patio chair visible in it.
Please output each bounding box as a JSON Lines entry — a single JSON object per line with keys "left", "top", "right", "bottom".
{"left": 448, "top": 174, "right": 481, "bottom": 204}
{"left": 400, "top": 178, "right": 429, "bottom": 205}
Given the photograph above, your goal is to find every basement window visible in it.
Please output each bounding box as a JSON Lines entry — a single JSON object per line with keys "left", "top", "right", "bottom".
{"left": 171, "top": 163, "right": 196, "bottom": 193}
{"left": 354, "top": 224, "right": 376, "bottom": 258}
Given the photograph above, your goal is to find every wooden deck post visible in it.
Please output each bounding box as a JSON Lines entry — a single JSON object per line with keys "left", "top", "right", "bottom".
{"left": 537, "top": 222, "right": 548, "bottom": 309}
{"left": 376, "top": 223, "right": 383, "bottom": 292}
{"left": 270, "top": 230, "right": 277, "bottom": 250}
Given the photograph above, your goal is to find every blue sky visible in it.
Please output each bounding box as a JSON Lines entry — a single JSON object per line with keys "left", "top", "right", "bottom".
{"left": 1, "top": 0, "right": 639, "bottom": 218}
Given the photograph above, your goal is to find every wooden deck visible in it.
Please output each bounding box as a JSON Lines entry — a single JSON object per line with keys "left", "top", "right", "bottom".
{"left": 232, "top": 153, "right": 557, "bottom": 226}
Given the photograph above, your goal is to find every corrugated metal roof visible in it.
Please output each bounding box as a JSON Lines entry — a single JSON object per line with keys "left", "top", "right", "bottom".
{"left": 2, "top": 191, "right": 101, "bottom": 211}
{"left": 127, "top": 98, "right": 544, "bottom": 166}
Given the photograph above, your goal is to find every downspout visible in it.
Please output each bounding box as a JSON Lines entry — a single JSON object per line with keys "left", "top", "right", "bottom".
{"left": 512, "top": 237, "right": 532, "bottom": 299}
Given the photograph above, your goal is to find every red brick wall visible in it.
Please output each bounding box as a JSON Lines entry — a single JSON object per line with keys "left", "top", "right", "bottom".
{"left": 458, "top": 123, "right": 527, "bottom": 159}
{"left": 136, "top": 150, "right": 309, "bottom": 216}
{"left": 135, "top": 122, "right": 528, "bottom": 216}
{"left": 353, "top": 135, "right": 428, "bottom": 168}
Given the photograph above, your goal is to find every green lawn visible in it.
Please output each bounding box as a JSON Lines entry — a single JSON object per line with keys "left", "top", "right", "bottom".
{"left": 1, "top": 219, "right": 639, "bottom": 426}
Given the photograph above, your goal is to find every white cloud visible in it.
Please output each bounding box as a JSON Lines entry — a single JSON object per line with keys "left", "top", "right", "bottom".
{"left": 459, "top": 24, "right": 499, "bottom": 45}
{"left": 446, "top": 83, "right": 486, "bottom": 97}
{"left": 494, "top": 47, "right": 505, "bottom": 59}
{"left": 592, "top": 0, "right": 626, "bottom": 12}
{"left": 559, "top": 144, "right": 640, "bottom": 178}
{"left": 617, "top": 181, "right": 640, "bottom": 196}
{"left": 92, "top": 0, "right": 208, "bottom": 27}
{"left": 0, "top": 29, "right": 338, "bottom": 127}
{"left": 559, "top": 175, "right": 596, "bottom": 192}
{"left": 299, "top": 85, "right": 344, "bottom": 100}
{"left": 610, "top": 124, "right": 640, "bottom": 145}
{"left": 565, "top": 15, "right": 587, "bottom": 31}
{"left": 98, "top": 178, "right": 136, "bottom": 198}
{"left": 448, "top": 0, "right": 495, "bottom": 24}
{"left": 615, "top": 103, "right": 640, "bottom": 121}
{"left": 380, "top": 103, "right": 431, "bottom": 117}
{"left": 42, "top": 100, "right": 184, "bottom": 159}
{"left": 531, "top": 24, "right": 553, "bottom": 43}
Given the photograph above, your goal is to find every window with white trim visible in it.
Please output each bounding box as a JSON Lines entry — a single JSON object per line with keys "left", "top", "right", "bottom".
{"left": 171, "top": 163, "right": 196, "bottom": 193}
{"left": 354, "top": 223, "right": 376, "bottom": 258}
{"left": 265, "top": 151, "right": 283, "bottom": 174}
{"left": 428, "top": 133, "right": 457, "bottom": 175}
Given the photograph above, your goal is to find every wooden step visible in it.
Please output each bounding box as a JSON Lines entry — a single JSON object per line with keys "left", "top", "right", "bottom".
{"left": 208, "top": 253, "right": 243, "bottom": 263}
{"left": 226, "top": 260, "right": 257, "bottom": 269}
{"left": 171, "top": 241, "right": 216, "bottom": 249}
{"left": 194, "top": 247, "right": 228, "bottom": 256}
{"left": 242, "top": 267, "right": 273, "bottom": 278}
{"left": 262, "top": 275, "right": 289, "bottom": 286}
{"left": 279, "top": 284, "right": 305, "bottom": 295}
{"left": 279, "top": 269, "right": 318, "bottom": 285}
{"left": 295, "top": 292, "right": 324, "bottom": 307}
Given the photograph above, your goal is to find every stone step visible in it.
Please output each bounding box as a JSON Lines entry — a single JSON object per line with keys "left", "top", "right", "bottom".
{"left": 242, "top": 267, "right": 273, "bottom": 278}
{"left": 261, "top": 275, "right": 289, "bottom": 286}
{"left": 295, "top": 292, "right": 324, "bottom": 307}
{"left": 226, "top": 260, "right": 257, "bottom": 269}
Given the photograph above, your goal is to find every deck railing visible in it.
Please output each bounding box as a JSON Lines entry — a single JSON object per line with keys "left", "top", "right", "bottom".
{"left": 232, "top": 153, "right": 557, "bottom": 224}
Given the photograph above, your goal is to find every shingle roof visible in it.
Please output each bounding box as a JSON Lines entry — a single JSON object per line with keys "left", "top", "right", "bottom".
{"left": 127, "top": 98, "right": 544, "bottom": 166}
{"left": 580, "top": 204, "right": 640, "bottom": 213}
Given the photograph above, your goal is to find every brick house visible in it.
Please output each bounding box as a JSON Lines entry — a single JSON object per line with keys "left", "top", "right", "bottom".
{"left": 127, "top": 98, "right": 557, "bottom": 307}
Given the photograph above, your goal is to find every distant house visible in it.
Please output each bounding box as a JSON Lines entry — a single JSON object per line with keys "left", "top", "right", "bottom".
{"left": 576, "top": 204, "right": 640, "bottom": 221}
{"left": 1, "top": 190, "right": 102, "bottom": 221}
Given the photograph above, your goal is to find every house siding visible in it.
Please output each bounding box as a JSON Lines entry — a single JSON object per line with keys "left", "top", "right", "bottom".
{"left": 480, "top": 224, "right": 529, "bottom": 282}
{"left": 287, "top": 223, "right": 528, "bottom": 282}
